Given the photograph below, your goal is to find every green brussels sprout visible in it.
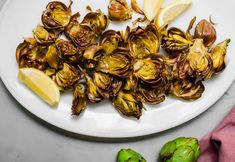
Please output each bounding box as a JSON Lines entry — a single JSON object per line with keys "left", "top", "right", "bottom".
{"left": 42, "top": 1, "right": 72, "bottom": 30}
{"left": 194, "top": 19, "right": 217, "bottom": 47}
{"left": 112, "top": 90, "right": 143, "bottom": 119}
{"left": 117, "top": 149, "right": 146, "bottom": 162}
{"left": 160, "top": 137, "right": 200, "bottom": 162}
{"left": 64, "top": 13, "right": 96, "bottom": 50}
{"left": 96, "top": 48, "right": 132, "bottom": 78}
{"left": 108, "top": 0, "right": 132, "bottom": 21}
{"left": 71, "top": 84, "right": 87, "bottom": 116}
{"left": 100, "top": 30, "right": 123, "bottom": 55}
{"left": 210, "top": 39, "right": 231, "bottom": 73}
{"left": 52, "top": 63, "right": 80, "bottom": 89}
{"left": 128, "top": 24, "right": 160, "bottom": 59}
{"left": 81, "top": 9, "right": 109, "bottom": 35}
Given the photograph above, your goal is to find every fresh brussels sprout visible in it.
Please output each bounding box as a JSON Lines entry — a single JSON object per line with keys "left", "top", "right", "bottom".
{"left": 117, "top": 149, "right": 146, "bottom": 162}
{"left": 210, "top": 39, "right": 231, "bottom": 73}
{"left": 42, "top": 1, "right": 72, "bottom": 30}
{"left": 96, "top": 48, "right": 132, "bottom": 78}
{"left": 72, "top": 84, "right": 87, "bottom": 116}
{"left": 128, "top": 24, "right": 160, "bottom": 59}
{"left": 108, "top": 0, "right": 132, "bottom": 21}
{"left": 194, "top": 19, "right": 217, "bottom": 47}
{"left": 82, "top": 9, "right": 109, "bottom": 35}
{"left": 112, "top": 90, "right": 143, "bottom": 119}
{"left": 160, "top": 137, "right": 200, "bottom": 162}
{"left": 100, "top": 30, "right": 123, "bottom": 55}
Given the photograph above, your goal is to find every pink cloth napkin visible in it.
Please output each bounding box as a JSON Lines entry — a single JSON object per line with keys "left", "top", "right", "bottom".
{"left": 198, "top": 105, "right": 235, "bottom": 162}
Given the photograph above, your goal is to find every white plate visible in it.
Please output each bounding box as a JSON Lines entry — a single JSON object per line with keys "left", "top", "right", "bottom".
{"left": 0, "top": 0, "right": 234, "bottom": 138}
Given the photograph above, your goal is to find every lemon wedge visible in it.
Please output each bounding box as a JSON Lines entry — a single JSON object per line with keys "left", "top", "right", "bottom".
{"left": 18, "top": 68, "right": 60, "bottom": 106}
{"left": 156, "top": 0, "right": 192, "bottom": 28}
{"left": 143, "top": 0, "right": 164, "bottom": 21}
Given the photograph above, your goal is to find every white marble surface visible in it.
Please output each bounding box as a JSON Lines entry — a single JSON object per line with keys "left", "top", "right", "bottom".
{"left": 0, "top": 0, "right": 235, "bottom": 161}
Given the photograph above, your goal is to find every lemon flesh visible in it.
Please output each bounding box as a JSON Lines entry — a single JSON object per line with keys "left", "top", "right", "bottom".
{"left": 144, "top": 0, "right": 164, "bottom": 21}
{"left": 156, "top": 0, "right": 192, "bottom": 28}
{"left": 18, "top": 68, "right": 60, "bottom": 106}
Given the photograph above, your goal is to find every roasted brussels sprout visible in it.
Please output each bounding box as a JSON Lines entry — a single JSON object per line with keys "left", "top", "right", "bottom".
{"left": 194, "top": 19, "right": 217, "bottom": 47}
{"left": 169, "top": 79, "right": 205, "bottom": 100}
{"left": 210, "top": 39, "right": 231, "bottom": 73}
{"left": 112, "top": 90, "right": 143, "bottom": 119}
{"left": 137, "top": 85, "right": 166, "bottom": 105}
{"left": 33, "top": 25, "right": 58, "bottom": 44}
{"left": 52, "top": 63, "right": 80, "bottom": 89}
{"left": 72, "top": 84, "right": 87, "bottom": 116}
{"left": 133, "top": 55, "right": 166, "bottom": 87}
{"left": 45, "top": 44, "right": 63, "bottom": 69}
{"left": 178, "top": 39, "right": 213, "bottom": 80}
{"left": 123, "top": 74, "right": 138, "bottom": 92}
{"left": 117, "top": 149, "right": 146, "bottom": 162}
{"left": 161, "top": 27, "right": 193, "bottom": 55}
{"left": 42, "top": 1, "right": 72, "bottom": 30}
{"left": 83, "top": 45, "right": 105, "bottom": 69}
{"left": 16, "top": 38, "right": 48, "bottom": 70}
{"left": 128, "top": 24, "right": 160, "bottom": 59}
{"left": 65, "top": 13, "right": 96, "bottom": 50}
{"left": 55, "top": 39, "right": 80, "bottom": 63}
{"left": 100, "top": 30, "right": 123, "bottom": 55}
{"left": 108, "top": 0, "right": 132, "bottom": 21}
{"left": 81, "top": 9, "right": 109, "bottom": 35}
{"left": 85, "top": 74, "right": 103, "bottom": 103}
{"left": 160, "top": 137, "right": 200, "bottom": 162}
{"left": 96, "top": 48, "right": 132, "bottom": 78}
{"left": 93, "top": 72, "right": 122, "bottom": 98}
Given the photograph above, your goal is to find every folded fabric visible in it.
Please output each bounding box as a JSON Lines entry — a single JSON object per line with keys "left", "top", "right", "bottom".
{"left": 198, "top": 105, "right": 235, "bottom": 162}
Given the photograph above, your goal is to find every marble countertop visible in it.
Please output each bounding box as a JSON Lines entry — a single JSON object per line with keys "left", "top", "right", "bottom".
{"left": 0, "top": 0, "right": 235, "bottom": 161}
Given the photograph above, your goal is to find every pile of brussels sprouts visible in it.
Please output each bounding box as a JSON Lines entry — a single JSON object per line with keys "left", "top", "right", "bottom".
{"left": 16, "top": 1, "right": 230, "bottom": 119}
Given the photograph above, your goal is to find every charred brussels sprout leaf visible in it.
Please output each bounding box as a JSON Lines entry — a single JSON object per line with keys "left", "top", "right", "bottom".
{"left": 42, "top": 1, "right": 72, "bottom": 30}
{"left": 194, "top": 19, "right": 217, "bottom": 47}
{"left": 72, "top": 84, "right": 87, "bottom": 116}
{"left": 108, "top": 0, "right": 132, "bottom": 21}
